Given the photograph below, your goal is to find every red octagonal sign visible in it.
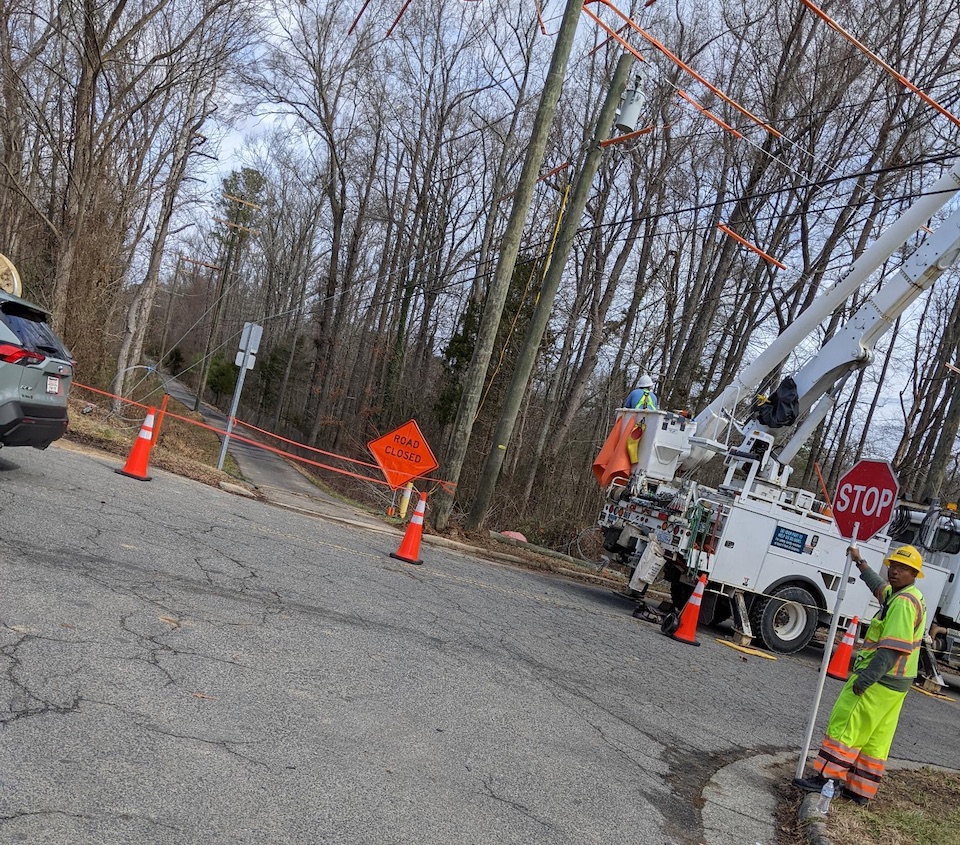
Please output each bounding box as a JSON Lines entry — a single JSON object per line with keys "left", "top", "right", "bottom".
{"left": 832, "top": 459, "right": 900, "bottom": 541}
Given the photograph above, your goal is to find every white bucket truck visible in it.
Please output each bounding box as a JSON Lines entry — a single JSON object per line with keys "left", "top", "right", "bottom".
{"left": 598, "top": 161, "right": 960, "bottom": 657}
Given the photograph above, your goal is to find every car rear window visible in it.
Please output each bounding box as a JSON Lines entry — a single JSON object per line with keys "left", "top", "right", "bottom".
{"left": 0, "top": 301, "right": 72, "bottom": 360}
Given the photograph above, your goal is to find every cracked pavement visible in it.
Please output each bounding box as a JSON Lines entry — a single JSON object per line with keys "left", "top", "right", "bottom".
{"left": 2, "top": 444, "right": 958, "bottom": 844}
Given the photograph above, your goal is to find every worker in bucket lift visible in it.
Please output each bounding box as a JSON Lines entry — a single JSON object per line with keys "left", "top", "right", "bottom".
{"left": 793, "top": 544, "right": 927, "bottom": 805}
{"left": 624, "top": 374, "right": 658, "bottom": 410}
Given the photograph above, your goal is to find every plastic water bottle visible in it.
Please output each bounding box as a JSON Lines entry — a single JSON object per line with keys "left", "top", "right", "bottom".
{"left": 816, "top": 779, "right": 835, "bottom": 815}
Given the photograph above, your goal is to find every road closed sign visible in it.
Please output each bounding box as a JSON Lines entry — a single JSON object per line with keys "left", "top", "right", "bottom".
{"left": 368, "top": 420, "right": 439, "bottom": 490}
{"left": 831, "top": 459, "right": 899, "bottom": 541}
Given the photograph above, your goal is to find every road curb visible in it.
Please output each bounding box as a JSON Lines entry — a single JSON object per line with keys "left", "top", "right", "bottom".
{"left": 263, "top": 499, "right": 397, "bottom": 535}
{"left": 797, "top": 794, "right": 834, "bottom": 845}
{"left": 258, "top": 497, "right": 630, "bottom": 589}
{"left": 486, "top": 531, "right": 628, "bottom": 588}
{"left": 488, "top": 530, "right": 605, "bottom": 568}
{"left": 702, "top": 751, "right": 794, "bottom": 845}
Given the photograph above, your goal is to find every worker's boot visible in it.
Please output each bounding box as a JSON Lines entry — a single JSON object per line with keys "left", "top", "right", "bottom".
{"left": 792, "top": 774, "right": 828, "bottom": 793}
{"left": 840, "top": 787, "right": 870, "bottom": 806}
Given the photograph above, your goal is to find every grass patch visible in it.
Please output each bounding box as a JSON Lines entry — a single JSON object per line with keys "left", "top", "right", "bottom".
{"left": 822, "top": 768, "right": 960, "bottom": 845}
{"left": 777, "top": 766, "right": 960, "bottom": 845}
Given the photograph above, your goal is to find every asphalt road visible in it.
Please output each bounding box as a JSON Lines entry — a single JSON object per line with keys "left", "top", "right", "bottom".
{"left": 2, "top": 444, "right": 958, "bottom": 845}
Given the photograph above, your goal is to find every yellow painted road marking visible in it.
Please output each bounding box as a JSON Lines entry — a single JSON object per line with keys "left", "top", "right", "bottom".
{"left": 716, "top": 638, "right": 778, "bottom": 660}
{"left": 912, "top": 686, "right": 956, "bottom": 702}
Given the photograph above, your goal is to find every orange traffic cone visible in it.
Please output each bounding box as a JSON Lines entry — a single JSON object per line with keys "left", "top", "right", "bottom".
{"left": 390, "top": 493, "right": 427, "bottom": 565}
{"left": 116, "top": 408, "right": 156, "bottom": 481}
{"left": 663, "top": 574, "right": 707, "bottom": 646}
{"left": 827, "top": 616, "right": 859, "bottom": 680}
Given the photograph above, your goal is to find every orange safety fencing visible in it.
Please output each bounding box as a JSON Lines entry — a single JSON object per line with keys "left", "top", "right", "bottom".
{"left": 73, "top": 382, "right": 457, "bottom": 495}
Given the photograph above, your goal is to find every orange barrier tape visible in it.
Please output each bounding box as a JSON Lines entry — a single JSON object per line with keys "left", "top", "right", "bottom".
{"left": 225, "top": 412, "right": 456, "bottom": 492}
{"left": 73, "top": 382, "right": 457, "bottom": 494}
{"left": 230, "top": 416, "right": 383, "bottom": 473}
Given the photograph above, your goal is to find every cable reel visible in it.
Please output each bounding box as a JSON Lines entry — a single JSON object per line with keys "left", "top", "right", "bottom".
{"left": 0, "top": 253, "right": 23, "bottom": 297}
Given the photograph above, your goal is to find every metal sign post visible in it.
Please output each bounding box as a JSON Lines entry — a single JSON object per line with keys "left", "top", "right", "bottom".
{"left": 795, "top": 459, "right": 899, "bottom": 779}
{"left": 217, "top": 323, "right": 261, "bottom": 471}
{"left": 796, "top": 523, "right": 858, "bottom": 779}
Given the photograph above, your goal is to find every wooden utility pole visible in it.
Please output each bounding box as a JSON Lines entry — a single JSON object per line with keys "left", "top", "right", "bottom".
{"left": 432, "top": 0, "right": 585, "bottom": 532}
{"left": 159, "top": 254, "right": 184, "bottom": 363}
{"left": 466, "top": 52, "right": 636, "bottom": 531}
{"left": 194, "top": 220, "right": 239, "bottom": 411}
{"left": 161, "top": 255, "right": 222, "bottom": 368}
{"left": 193, "top": 197, "right": 259, "bottom": 411}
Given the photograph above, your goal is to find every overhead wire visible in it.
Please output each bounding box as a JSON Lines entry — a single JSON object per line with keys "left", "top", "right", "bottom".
{"left": 152, "top": 2, "right": 960, "bottom": 405}
{"left": 222, "top": 159, "right": 960, "bottom": 354}
{"left": 580, "top": 0, "right": 960, "bottom": 275}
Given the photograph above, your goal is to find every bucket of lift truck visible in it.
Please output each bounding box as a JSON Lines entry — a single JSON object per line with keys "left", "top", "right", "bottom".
{"left": 593, "top": 409, "right": 692, "bottom": 487}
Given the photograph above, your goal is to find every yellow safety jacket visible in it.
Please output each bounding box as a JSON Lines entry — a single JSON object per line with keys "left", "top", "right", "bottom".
{"left": 856, "top": 583, "right": 926, "bottom": 683}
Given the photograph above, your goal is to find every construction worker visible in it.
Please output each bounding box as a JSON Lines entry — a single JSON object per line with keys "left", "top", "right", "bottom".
{"left": 793, "top": 544, "right": 927, "bottom": 805}
{"left": 624, "top": 374, "right": 658, "bottom": 410}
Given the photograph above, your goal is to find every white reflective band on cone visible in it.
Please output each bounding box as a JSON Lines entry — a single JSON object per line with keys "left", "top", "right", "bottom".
{"left": 138, "top": 415, "right": 155, "bottom": 440}
{"left": 409, "top": 495, "right": 427, "bottom": 525}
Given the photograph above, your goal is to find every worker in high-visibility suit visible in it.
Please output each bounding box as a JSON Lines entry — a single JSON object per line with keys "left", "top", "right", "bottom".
{"left": 793, "top": 545, "right": 926, "bottom": 805}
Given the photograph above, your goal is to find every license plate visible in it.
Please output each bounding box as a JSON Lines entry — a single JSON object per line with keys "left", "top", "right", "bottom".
{"left": 46, "top": 376, "right": 59, "bottom": 394}
{"left": 656, "top": 528, "right": 673, "bottom": 545}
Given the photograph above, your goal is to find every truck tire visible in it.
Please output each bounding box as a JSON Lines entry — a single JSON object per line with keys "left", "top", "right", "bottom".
{"left": 750, "top": 586, "right": 817, "bottom": 654}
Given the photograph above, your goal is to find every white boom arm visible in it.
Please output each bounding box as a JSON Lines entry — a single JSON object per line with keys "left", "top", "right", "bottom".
{"left": 774, "top": 204, "right": 960, "bottom": 465}
{"left": 685, "top": 160, "right": 960, "bottom": 470}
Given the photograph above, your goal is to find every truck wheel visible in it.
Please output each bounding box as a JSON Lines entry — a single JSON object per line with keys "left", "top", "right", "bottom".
{"left": 750, "top": 586, "right": 817, "bottom": 654}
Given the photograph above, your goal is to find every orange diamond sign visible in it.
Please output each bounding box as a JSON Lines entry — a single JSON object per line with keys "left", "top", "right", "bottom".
{"left": 368, "top": 420, "right": 439, "bottom": 490}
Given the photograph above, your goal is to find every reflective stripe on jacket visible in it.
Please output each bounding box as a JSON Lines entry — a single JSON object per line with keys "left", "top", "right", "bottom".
{"left": 634, "top": 390, "right": 657, "bottom": 410}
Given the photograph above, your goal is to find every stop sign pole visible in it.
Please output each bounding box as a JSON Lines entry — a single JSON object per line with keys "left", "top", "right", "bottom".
{"left": 796, "top": 460, "right": 899, "bottom": 779}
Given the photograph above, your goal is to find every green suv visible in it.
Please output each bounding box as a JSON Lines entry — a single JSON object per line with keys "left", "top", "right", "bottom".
{"left": 0, "top": 289, "right": 72, "bottom": 449}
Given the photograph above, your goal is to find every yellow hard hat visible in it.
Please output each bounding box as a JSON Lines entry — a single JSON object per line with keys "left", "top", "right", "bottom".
{"left": 884, "top": 545, "right": 924, "bottom": 578}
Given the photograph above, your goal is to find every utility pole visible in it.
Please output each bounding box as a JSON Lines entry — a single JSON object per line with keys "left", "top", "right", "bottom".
{"left": 160, "top": 255, "right": 221, "bottom": 368}
{"left": 194, "top": 196, "right": 260, "bottom": 412}
{"left": 432, "top": 0, "right": 584, "bottom": 532}
{"left": 194, "top": 220, "right": 238, "bottom": 411}
{"left": 465, "top": 52, "right": 637, "bottom": 531}
{"left": 159, "top": 255, "right": 183, "bottom": 362}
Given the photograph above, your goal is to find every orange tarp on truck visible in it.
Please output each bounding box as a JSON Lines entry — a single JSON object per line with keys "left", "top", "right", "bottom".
{"left": 592, "top": 411, "right": 641, "bottom": 487}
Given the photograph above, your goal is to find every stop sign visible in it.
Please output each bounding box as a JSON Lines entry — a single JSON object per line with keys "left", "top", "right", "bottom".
{"left": 832, "top": 460, "right": 900, "bottom": 541}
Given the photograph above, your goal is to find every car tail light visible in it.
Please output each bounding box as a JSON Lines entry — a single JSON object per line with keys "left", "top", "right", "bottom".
{"left": 0, "top": 342, "right": 44, "bottom": 365}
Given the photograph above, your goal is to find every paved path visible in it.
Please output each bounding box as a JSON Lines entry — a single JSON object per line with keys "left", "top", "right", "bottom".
{"left": 161, "top": 376, "right": 392, "bottom": 534}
